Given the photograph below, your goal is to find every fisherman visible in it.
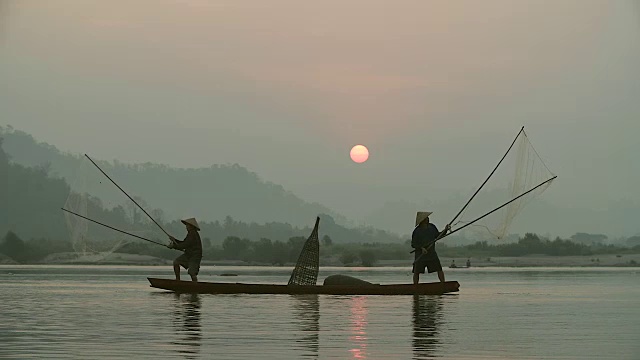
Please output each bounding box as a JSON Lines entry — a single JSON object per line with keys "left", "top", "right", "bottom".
{"left": 450, "top": 260, "right": 457, "bottom": 268}
{"left": 411, "top": 211, "right": 451, "bottom": 285}
{"left": 466, "top": 258, "right": 471, "bottom": 268}
{"left": 168, "top": 218, "right": 203, "bottom": 282}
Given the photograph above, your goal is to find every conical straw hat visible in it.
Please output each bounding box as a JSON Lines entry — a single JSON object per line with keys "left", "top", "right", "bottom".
{"left": 415, "top": 212, "right": 433, "bottom": 226}
{"left": 181, "top": 218, "right": 200, "bottom": 231}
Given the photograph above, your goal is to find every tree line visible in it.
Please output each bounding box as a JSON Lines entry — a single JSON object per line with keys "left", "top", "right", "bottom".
{"left": 0, "top": 134, "right": 404, "bottom": 246}
{"left": 2, "top": 135, "right": 640, "bottom": 266}
{"left": 0, "top": 135, "right": 406, "bottom": 264}
{"left": 3, "top": 230, "right": 640, "bottom": 265}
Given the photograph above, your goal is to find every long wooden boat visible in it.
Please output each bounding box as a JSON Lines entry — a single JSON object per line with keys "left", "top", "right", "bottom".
{"left": 148, "top": 277, "right": 459, "bottom": 295}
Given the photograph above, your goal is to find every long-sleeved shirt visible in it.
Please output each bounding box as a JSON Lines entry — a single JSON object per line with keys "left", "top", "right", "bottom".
{"left": 173, "top": 230, "right": 202, "bottom": 258}
{"left": 411, "top": 223, "right": 441, "bottom": 260}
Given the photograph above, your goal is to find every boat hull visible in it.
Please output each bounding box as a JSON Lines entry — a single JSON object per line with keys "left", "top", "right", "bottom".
{"left": 148, "top": 277, "right": 459, "bottom": 295}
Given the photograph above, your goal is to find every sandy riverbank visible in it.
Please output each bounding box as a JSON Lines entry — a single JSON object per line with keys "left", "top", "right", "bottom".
{"left": 0, "top": 253, "right": 19, "bottom": 265}
{"left": 38, "top": 252, "right": 171, "bottom": 265}
{"left": 378, "top": 253, "right": 640, "bottom": 268}
{"left": 14, "top": 252, "right": 640, "bottom": 267}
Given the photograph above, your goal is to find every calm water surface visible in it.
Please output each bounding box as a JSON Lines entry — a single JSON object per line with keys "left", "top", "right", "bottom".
{"left": 1, "top": 265, "right": 638, "bottom": 359}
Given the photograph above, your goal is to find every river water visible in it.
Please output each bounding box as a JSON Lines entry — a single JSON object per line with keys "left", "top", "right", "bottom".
{"left": 1, "top": 265, "right": 638, "bottom": 359}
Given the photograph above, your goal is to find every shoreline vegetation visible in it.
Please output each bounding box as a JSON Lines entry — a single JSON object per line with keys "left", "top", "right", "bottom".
{"left": 2, "top": 230, "right": 640, "bottom": 268}
{"left": 2, "top": 131, "right": 640, "bottom": 269}
{"left": 2, "top": 231, "right": 640, "bottom": 265}
{"left": 2, "top": 251, "right": 639, "bottom": 268}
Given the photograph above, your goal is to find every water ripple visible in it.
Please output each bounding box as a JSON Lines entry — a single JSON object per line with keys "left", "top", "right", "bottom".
{"left": 1, "top": 266, "right": 639, "bottom": 359}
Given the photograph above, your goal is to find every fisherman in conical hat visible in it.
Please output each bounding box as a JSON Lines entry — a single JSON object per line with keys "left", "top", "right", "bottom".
{"left": 411, "top": 212, "right": 451, "bottom": 285}
{"left": 168, "top": 217, "right": 203, "bottom": 282}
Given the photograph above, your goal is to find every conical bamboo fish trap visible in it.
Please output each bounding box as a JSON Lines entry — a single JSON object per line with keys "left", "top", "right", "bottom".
{"left": 288, "top": 217, "right": 320, "bottom": 286}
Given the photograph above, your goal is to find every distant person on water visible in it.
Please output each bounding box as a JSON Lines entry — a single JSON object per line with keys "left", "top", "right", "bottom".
{"left": 450, "top": 260, "right": 457, "bottom": 268}
{"left": 412, "top": 212, "right": 451, "bottom": 285}
{"left": 466, "top": 258, "right": 471, "bottom": 268}
{"left": 168, "top": 218, "right": 203, "bottom": 282}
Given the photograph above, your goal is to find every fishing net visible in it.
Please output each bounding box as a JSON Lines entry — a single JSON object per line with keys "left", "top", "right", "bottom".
{"left": 288, "top": 217, "right": 320, "bottom": 286}
{"left": 451, "top": 128, "right": 556, "bottom": 240}
{"left": 62, "top": 156, "right": 163, "bottom": 261}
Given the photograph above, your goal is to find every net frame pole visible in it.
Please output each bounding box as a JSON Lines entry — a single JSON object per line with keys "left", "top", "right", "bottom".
{"left": 411, "top": 126, "right": 526, "bottom": 253}
{"left": 84, "top": 154, "right": 171, "bottom": 238}
{"left": 413, "top": 175, "right": 557, "bottom": 265}
{"left": 448, "top": 126, "right": 525, "bottom": 226}
{"left": 446, "top": 175, "right": 557, "bottom": 237}
{"left": 61, "top": 207, "right": 168, "bottom": 247}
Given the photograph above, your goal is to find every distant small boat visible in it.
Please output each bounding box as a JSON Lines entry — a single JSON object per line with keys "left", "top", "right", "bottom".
{"left": 148, "top": 277, "right": 460, "bottom": 295}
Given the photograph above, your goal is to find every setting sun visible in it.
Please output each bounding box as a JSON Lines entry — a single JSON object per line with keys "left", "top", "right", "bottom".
{"left": 350, "top": 145, "right": 369, "bottom": 163}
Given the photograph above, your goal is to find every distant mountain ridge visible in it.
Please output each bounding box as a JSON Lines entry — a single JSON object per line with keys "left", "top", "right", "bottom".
{"left": 4, "top": 126, "right": 639, "bottom": 240}
{"left": 0, "top": 126, "right": 350, "bottom": 229}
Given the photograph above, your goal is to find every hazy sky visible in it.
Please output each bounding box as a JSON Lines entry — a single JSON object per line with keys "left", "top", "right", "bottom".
{"left": 2, "top": 1, "right": 639, "bottom": 234}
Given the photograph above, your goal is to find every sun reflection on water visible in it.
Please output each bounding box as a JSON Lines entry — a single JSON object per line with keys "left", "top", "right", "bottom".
{"left": 348, "top": 296, "right": 369, "bottom": 359}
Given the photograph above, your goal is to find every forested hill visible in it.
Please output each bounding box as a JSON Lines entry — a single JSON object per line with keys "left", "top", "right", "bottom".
{"left": 0, "top": 132, "right": 405, "bottom": 246}
{"left": 0, "top": 126, "right": 349, "bottom": 228}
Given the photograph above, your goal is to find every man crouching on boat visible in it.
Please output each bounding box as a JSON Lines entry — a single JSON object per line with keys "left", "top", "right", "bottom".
{"left": 168, "top": 218, "right": 203, "bottom": 282}
{"left": 412, "top": 212, "right": 450, "bottom": 285}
